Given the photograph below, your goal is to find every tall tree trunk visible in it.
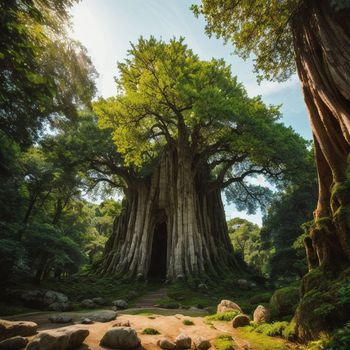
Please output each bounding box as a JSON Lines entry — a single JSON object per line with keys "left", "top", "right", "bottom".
{"left": 291, "top": 0, "right": 350, "bottom": 340}
{"left": 292, "top": 0, "right": 350, "bottom": 270}
{"left": 96, "top": 147, "right": 238, "bottom": 281}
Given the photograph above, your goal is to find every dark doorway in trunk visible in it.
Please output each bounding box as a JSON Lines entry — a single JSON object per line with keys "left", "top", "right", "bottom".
{"left": 148, "top": 222, "right": 167, "bottom": 281}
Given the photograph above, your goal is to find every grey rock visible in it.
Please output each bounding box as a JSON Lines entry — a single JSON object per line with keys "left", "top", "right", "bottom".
{"left": 43, "top": 290, "right": 68, "bottom": 305}
{"left": 194, "top": 336, "right": 211, "bottom": 350}
{"left": 47, "top": 301, "right": 71, "bottom": 312}
{"left": 112, "top": 299, "right": 128, "bottom": 310}
{"left": 157, "top": 338, "right": 176, "bottom": 350}
{"left": 48, "top": 315, "right": 72, "bottom": 324}
{"left": 175, "top": 333, "right": 191, "bottom": 349}
{"left": 237, "top": 279, "right": 250, "bottom": 290}
{"left": 26, "top": 325, "right": 89, "bottom": 350}
{"left": 92, "top": 297, "right": 106, "bottom": 305}
{"left": 80, "top": 318, "right": 94, "bottom": 325}
{"left": 0, "top": 320, "right": 37, "bottom": 341}
{"left": 100, "top": 327, "right": 141, "bottom": 349}
{"left": 88, "top": 310, "right": 117, "bottom": 322}
{"left": 81, "top": 299, "right": 95, "bottom": 309}
{"left": 232, "top": 314, "right": 250, "bottom": 328}
{"left": 0, "top": 336, "right": 28, "bottom": 349}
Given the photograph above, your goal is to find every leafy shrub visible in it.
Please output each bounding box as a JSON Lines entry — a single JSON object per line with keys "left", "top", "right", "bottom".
{"left": 213, "top": 335, "right": 235, "bottom": 350}
{"left": 325, "top": 322, "right": 350, "bottom": 350}
{"left": 183, "top": 319, "right": 194, "bottom": 325}
{"left": 255, "top": 322, "right": 289, "bottom": 337}
{"left": 142, "top": 328, "right": 160, "bottom": 335}
{"left": 249, "top": 292, "right": 272, "bottom": 305}
{"left": 206, "top": 311, "right": 240, "bottom": 321}
{"left": 270, "top": 286, "right": 300, "bottom": 319}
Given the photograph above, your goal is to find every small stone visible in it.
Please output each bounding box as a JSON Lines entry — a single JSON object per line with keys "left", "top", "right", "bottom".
{"left": 253, "top": 305, "right": 270, "bottom": 324}
{"left": 194, "top": 336, "right": 211, "bottom": 350}
{"left": 0, "top": 336, "right": 28, "bottom": 350}
{"left": 175, "top": 333, "right": 191, "bottom": 349}
{"left": 112, "top": 299, "right": 128, "bottom": 310}
{"left": 81, "top": 318, "right": 94, "bottom": 324}
{"left": 92, "top": 297, "right": 106, "bottom": 305}
{"left": 157, "top": 338, "right": 176, "bottom": 350}
{"left": 100, "top": 327, "right": 141, "bottom": 349}
{"left": 232, "top": 314, "right": 250, "bottom": 328}
{"left": 81, "top": 299, "right": 95, "bottom": 308}
{"left": 48, "top": 315, "right": 72, "bottom": 324}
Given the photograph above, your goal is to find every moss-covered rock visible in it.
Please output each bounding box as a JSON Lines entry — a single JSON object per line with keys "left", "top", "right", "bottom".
{"left": 269, "top": 286, "right": 300, "bottom": 319}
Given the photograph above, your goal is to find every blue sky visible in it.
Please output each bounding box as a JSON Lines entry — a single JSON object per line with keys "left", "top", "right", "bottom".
{"left": 69, "top": 0, "right": 312, "bottom": 225}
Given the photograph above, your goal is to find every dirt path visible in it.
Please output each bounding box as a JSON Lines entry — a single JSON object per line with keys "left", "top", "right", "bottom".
{"left": 134, "top": 287, "right": 168, "bottom": 308}
{"left": 4, "top": 310, "right": 295, "bottom": 350}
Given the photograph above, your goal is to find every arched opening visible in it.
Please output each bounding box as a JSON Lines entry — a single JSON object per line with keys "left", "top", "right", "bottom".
{"left": 148, "top": 221, "right": 167, "bottom": 281}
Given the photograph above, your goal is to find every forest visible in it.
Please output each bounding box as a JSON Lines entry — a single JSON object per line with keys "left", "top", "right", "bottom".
{"left": 0, "top": 1, "right": 349, "bottom": 350}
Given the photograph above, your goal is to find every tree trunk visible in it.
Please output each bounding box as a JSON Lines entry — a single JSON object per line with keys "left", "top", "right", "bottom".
{"left": 96, "top": 147, "right": 238, "bottom": 281}
{"left": 291, "top": 0, "right": 350, "bottom": 340}
{"left": 292, "top": 0, "right": 350, "bottom": 271}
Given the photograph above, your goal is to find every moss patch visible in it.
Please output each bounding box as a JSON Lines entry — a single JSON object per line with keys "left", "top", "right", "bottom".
{"left": 269, "top": 286, "right": 300, "bottom": 320}
{"left": 213, "top": 335, "right": 236, "bottom": 350}
{"left": 141, "top": 328, "right": 160, "bottom": 335}
{"left": 183, "top": 319, "right": 194, "bottom": 325}
{"left": 206, "top": 311, "right": 240, "bottom": 321}
{"left": 236, "top": 327, "right": 290, "bottom": 350}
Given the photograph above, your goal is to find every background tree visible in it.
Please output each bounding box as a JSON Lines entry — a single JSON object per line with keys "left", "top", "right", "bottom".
{"left": 227, "top": 218, "right": 269, "bottom": 275}
{"left": 192, "top": 0, "right": 350, "bottom": 340}
{"left": 93, "top": 37, "right": 310, "bottom": 281}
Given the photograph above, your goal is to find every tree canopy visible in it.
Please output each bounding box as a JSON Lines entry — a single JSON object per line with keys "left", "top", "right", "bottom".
{"left": 94, "top": 37, "right": 309, "bottom": 208}
{"left": 191, "top": 0, "right": 350, "bottom": 82}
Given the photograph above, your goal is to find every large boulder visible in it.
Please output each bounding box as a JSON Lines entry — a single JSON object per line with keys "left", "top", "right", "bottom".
{"left": 21, "top": 290, "right": 71, "bottom": 311}
{"left": 157, "top": 338, "right": 176, "bottom": 350}
{"left": 269, "top": 286, "right": 300, "bottom": 319}
{"left": 0, "top": 320, "right": 37, "bottom": 341}
{"left": 26, "top": 325, "right": 89, "bottom": 350}
{"left": 194, "top": 336, "right": 211, "bottom": 350}
{"left": 175, "top": 333, "right": 191, "bottom": 349}
{"left": 217, "top": 300, "right": 242, "bottom": 314}
{"left": 253, "top": 305, "right": 270, "bottom": 324}
{"left": 88, "top": 310, "right": 117, "bottom": 322}
{"left": 0, "top": 336, "right": 28, "bottom": 349}
{"left": 100, "top": 327, "right": 140, "bottom": 349}
{"left": 112, "top": 300, "right": 128, "bottom": 310}
{"left": 232, "top": 314, "right": 250, "bottom": 328}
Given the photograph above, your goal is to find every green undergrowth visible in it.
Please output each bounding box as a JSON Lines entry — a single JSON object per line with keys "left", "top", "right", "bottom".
{"left": 206, "top": 311, "right": 240, "bottom": 321}
{"left": 269, "top": 286, "right": 300, "bottom": 320}
{"left": 236, "top": 327, "right": 290, "bottom": 350}
{"left": 141, "top": 328, "right": 160, "bottom": 335}
{"left": 213, "top": 335, "right": 236, "bottom": 350}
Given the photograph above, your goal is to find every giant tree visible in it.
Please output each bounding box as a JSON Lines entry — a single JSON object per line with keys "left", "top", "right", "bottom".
{"left": 192, "top": 0, "right": 350, "bottom": 340}
{"left": 93, "top": 37, "right": 309, "bottom": 282}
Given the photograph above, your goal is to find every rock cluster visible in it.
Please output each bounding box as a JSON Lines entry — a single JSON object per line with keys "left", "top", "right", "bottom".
{"left": 0, "top": 319, "right": 37, "bottom": 350}
{"left": 112, "top": 299, "right": 128, "bottom": 310}
{"left": 158, "top": 333, "right": 211, "bottom": 350}
{"left": 21, "top": 290, "right": 71, "bottom": 311}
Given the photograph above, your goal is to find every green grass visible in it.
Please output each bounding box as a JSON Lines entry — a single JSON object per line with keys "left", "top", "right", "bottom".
{"left": 183, "top": 319, "right": 194, "bottom": 325}
{"left": 206, "top": 311, "right": 240, "bottom": 321}
{"left": 213, "top": 335, "right": 236, "bottom": 350}
{"left": 236, "top": 327, "right": 290, "bottom": 350}
{"left": 141, "top": 328, "right": 161, "bottom": 335}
